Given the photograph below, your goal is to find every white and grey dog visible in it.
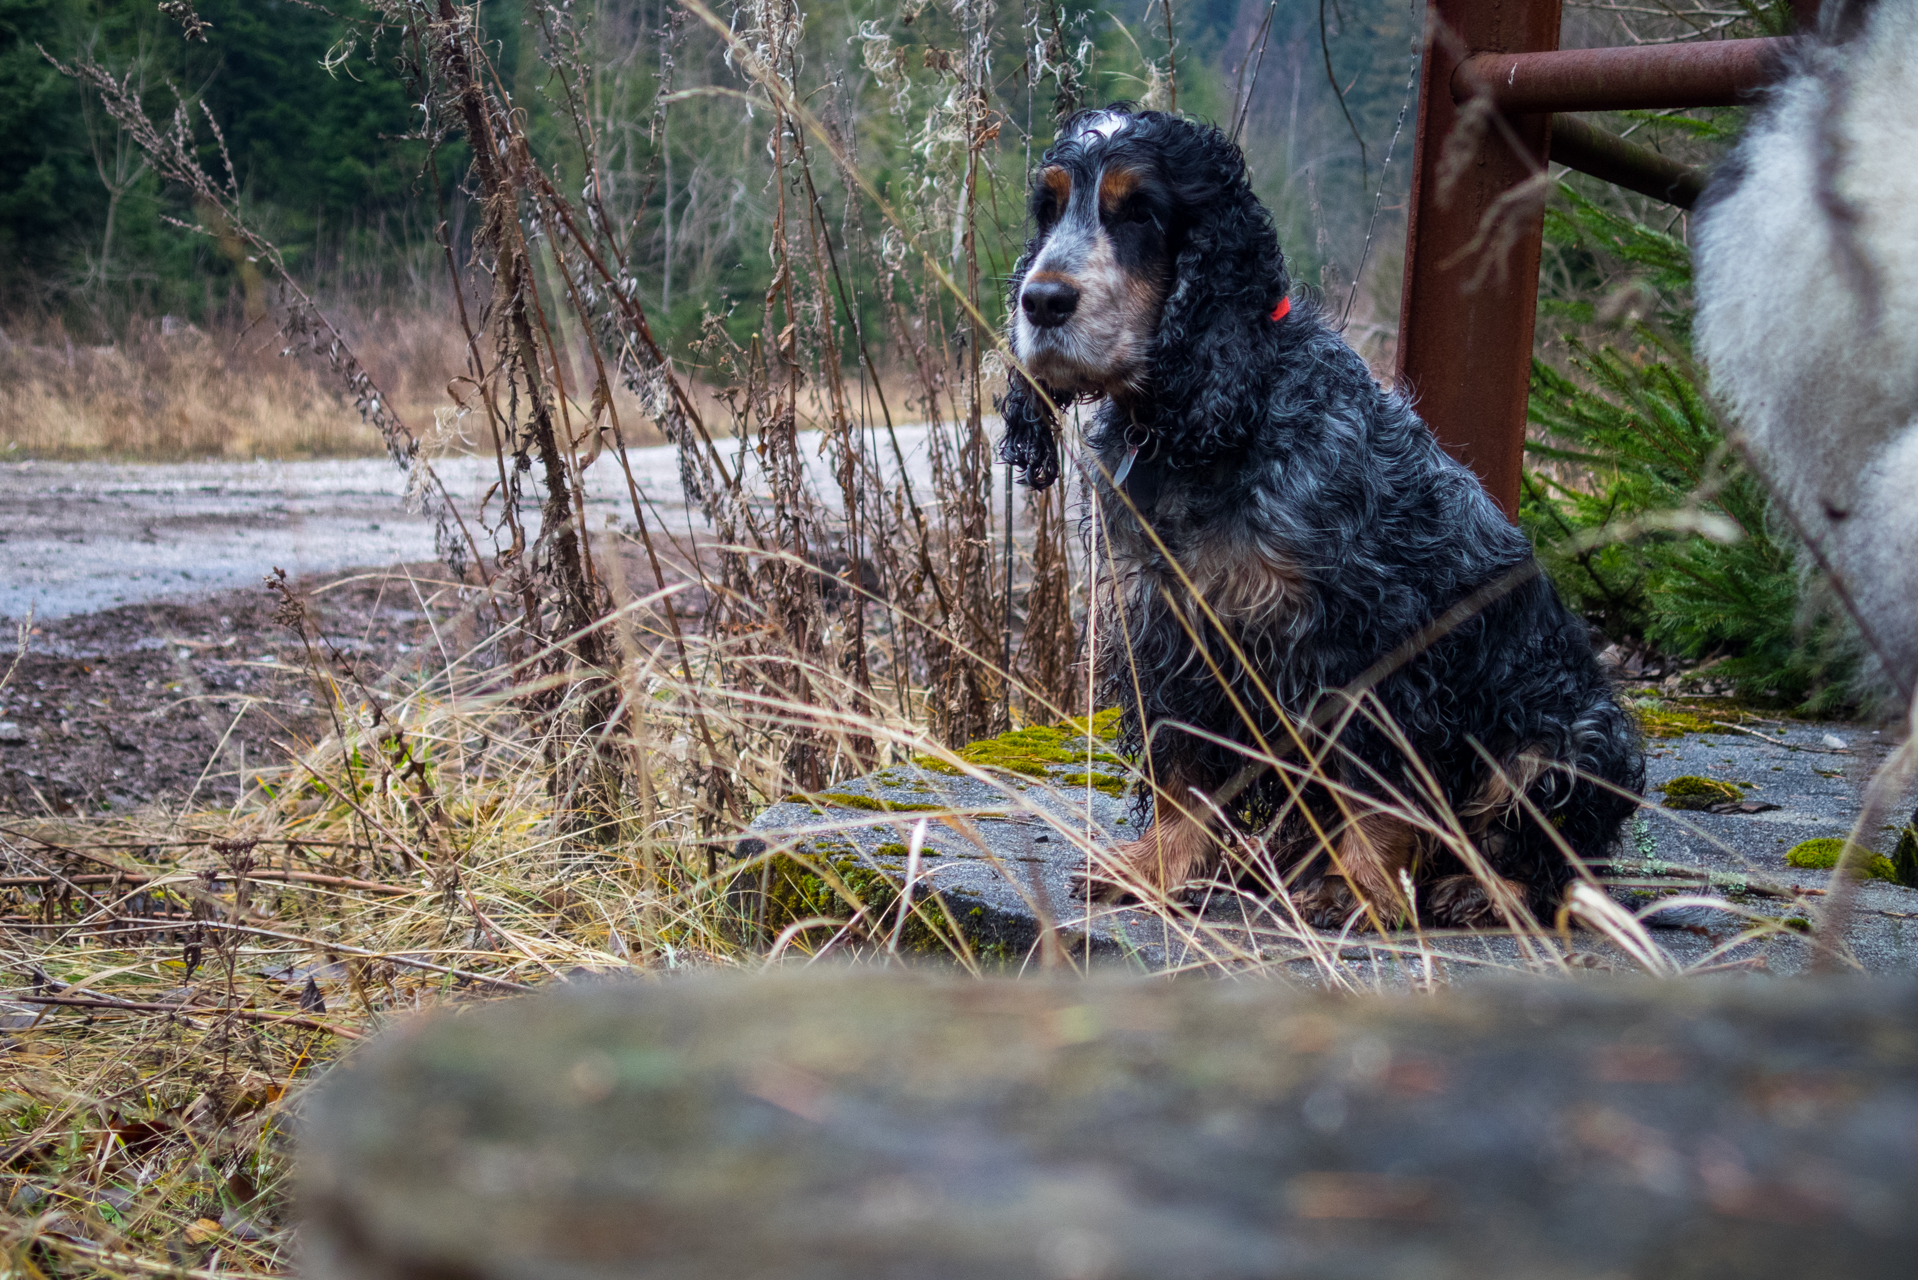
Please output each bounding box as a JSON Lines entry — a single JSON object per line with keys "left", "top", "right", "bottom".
{"left": 1695, "top": 0, "right": 1918, "bottom": 708}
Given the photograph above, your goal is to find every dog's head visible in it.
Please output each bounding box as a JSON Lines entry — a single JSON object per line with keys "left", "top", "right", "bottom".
{"left": 1000, "top": 109, "right": 1290, "bottom": 489}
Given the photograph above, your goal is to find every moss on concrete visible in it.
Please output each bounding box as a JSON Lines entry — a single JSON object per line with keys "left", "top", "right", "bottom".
{"left": 750, "top": 849, "right": 954, "bottom": 954}
{"left": 1058, "top": 771, "right": 1127, "bottom": 797}
{"left": 1631, "top": 698, "right": 1758, "bottom": 740}
{"left": 730, "top": 841, "right": 1020, "bottom": 964}
{"left": 1785, "top": 837, "right": 1897, "bottom": 882}
{"left": 1659, "top": 775, "right": 1744, "bottom": 810}
{"left": 915, "top": 708, "right": 1127, "bottom": 777}
{"left": 787, "top": 792, "right": 950, "bottom": 814}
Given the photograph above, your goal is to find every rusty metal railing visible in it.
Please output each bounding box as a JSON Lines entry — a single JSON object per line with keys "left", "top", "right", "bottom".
{"left": 1457, "top": 38, "right": 1779, "bottom": 112}
{"left": 1395, "top": 1, "right": 1813, "bottom": 516}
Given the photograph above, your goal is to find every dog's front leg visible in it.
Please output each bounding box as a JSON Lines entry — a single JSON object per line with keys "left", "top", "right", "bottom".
{"left": 1082, "top": 769, "right": 1221, "bottom": 903}
{"left": 1292, "top": 813, "right": 1422, "bottom": 930}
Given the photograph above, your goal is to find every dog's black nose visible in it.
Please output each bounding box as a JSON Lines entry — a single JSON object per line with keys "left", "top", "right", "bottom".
{"left": 1021, "top": 278, "right": 1080, "bottom": 328}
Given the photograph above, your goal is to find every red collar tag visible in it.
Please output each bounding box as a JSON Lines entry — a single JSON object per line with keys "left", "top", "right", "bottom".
{"left": 1270, "top": 296, "right": 1291, "bottom": 323}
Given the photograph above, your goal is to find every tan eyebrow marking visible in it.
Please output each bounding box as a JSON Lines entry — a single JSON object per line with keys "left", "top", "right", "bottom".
{"left": 1100, "top": 167, "right": 1142, "bottom": 210}
{"left": 1041, "top": 165, "right": 1071, "bottom": 207}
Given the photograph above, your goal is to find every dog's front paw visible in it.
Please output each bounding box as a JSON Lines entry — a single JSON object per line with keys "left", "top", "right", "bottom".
{"left": 1290, "top": 875, "right": 1413, "bottom": 931}
{"left": 1067, "top": 866, "right": 1142, "bottom": 905}
{"left": 1423, "top": 874, "right": 1536, "bottom": 929}
{"left": 1069, "top": 866, "right": 1192, "bottom": 906}
{"left": 1291, "top": 874, "right": 1361, "bottom": 930}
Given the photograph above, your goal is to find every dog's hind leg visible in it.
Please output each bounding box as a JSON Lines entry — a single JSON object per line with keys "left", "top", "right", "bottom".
{"left": 1452, "top": 724, "right": 1640, "bottom": 928}
{"left": 1434, "top": 748, "right": 1555, "bottom": 929}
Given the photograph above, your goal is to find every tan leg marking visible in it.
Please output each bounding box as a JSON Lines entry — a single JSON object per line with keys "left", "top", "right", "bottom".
{"left": 1088, "top": 780, "right": 1219, "bottom": 903}
{"left": 1295, "top": 813, "right": 1421, "bottom": 929}
{"left": 1457, "top": 748, "right": 1553, "bottom": 827}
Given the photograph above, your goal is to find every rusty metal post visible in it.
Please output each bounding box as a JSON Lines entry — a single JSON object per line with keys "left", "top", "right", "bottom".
{"left": 1397, "top": 0, "right": 1562, "bottom": 518}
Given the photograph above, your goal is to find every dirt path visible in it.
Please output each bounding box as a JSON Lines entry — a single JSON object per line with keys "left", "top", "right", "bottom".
{"left": 0, "top": 426, "right": 960, "bottom": 621}
{"left": 0, "top": 422, "right": 1062, "bottom": 814}
{"left": 0, "top": 564, "right": 464, "bottom": 814}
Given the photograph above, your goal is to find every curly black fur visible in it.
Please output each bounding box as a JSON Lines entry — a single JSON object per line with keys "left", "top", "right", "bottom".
{"left": 1002, "top": 109, "right": 1645, "bottom": 924}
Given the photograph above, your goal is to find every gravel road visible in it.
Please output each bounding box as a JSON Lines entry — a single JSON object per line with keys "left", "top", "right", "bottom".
{"left": 0, "top": 425, "right": 970, "bottom": 621}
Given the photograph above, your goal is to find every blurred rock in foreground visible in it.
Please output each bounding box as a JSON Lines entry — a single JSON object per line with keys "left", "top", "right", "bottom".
{"left": 302, "top": 975, "right": 1918, "bottom": 1279}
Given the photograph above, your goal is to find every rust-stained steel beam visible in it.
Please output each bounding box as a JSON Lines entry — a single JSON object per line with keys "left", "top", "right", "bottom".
{"left": 1549, "top": 115, "right": 1704, "bottom": 209}
{"left": 1455, "top": 38, "right": 1786, "bottom": 114}
{"left": 1397, "top": 0, "right": 1563, "bottom": 518}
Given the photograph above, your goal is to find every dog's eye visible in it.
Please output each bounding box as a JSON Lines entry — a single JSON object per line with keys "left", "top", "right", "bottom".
{"left": 1107, "top": 198, "right": 1155, "bottom": 227}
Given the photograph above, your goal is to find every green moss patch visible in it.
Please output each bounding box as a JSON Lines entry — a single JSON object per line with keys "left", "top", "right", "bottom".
{"left": 1632, "top": 698, "right": 1755, "bottom": 740}
{"left": 1786, "top": 837, "right": 1845, "bottom": 870}
{"left": 1635, "top": 706, "right": 1718, "bottom": 739}
{"left": 1060, "top": 707, "right": 1125, "bottom": 740}
{"left": 787, "top": 792, "right": 949, "bottom": 813}
{"left": 1058, "top": 771, "right": 1127, "bottom": 797}
{"left": 872, "top": 841, "right": 939, "bottom": 860}
{"left": 734, "top": 850, "right": 1001, "bottom": 962}
{"left": 1785, "top": 837, "right": 1898, "bottom": 882}
{"left": 915, "top": 710, "right": 1128, "bottom": 777}
{"left": 1659, "top": 776, "right": 1743, "bottom": 810}
{"left": 752, "top": 853, "right": 943, "bottom": 949}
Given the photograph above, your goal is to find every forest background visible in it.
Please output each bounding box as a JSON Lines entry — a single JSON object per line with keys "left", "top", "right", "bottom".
{"left": 2, "top": 0, "right": 1419, "bottom": 376}
{"left": 1, "top": 8, "right": 1899, "bottom": 1274}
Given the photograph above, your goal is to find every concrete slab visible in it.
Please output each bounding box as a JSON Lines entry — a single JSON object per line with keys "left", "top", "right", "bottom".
{"left": 736, "top": 715, "right": 1918, "bottom": 980}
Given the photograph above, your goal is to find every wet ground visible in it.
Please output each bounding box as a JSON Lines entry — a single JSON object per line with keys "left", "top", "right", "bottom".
{"left": 7, "top": 561, "right": 1914, "bottom": 975}
{"left": 0, "top": 565, "right": 464, "bottom": 814}
{"left": 7, "top": 450, "right": 1913, "bottom": 973}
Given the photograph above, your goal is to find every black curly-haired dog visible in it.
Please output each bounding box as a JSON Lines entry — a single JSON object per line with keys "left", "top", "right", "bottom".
{"left": 1000, "top": 108, "right": 1644, "bottom": 929}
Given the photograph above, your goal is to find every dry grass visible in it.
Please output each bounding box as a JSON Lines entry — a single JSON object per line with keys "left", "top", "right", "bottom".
{"left": 0, "top": 309, "right": 934, "bottom": 462}
{"left": 0, "top": 306, "right": 497, "bottom": 462}
{"left": 0, "top": 589, "right": 737, "bottom": 1273}
{"left": 1, "top": 319, "right": 386, "bottom": 461}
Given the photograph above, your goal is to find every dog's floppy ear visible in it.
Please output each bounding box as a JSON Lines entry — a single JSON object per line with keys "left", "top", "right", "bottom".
{"left": 1000, "top": 211, "right": 1063, "bottom": 489}
{"left": 1142, "top": 117, "right": 1290, "bottom": 452}
{"left": 997, "top": 369, "right": 1062, "bottom": 490}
